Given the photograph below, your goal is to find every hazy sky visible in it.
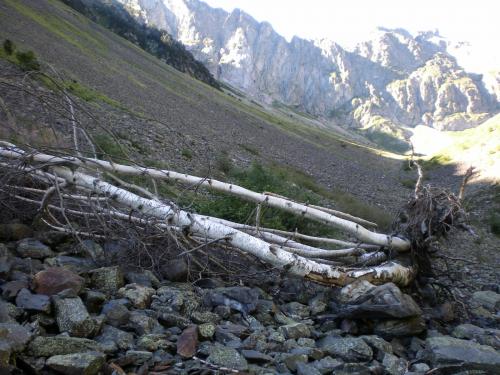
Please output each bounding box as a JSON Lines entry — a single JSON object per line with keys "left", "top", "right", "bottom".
{"left": 203, "top": 0, "right": 500, "bottom": 73}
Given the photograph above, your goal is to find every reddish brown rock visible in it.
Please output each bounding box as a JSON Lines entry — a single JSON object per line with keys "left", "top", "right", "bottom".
{"left": 32, "top": 267, "right": 85, "bottom": 296}
{"left": 176, "top": 325, "right": 198, "bottom": 358}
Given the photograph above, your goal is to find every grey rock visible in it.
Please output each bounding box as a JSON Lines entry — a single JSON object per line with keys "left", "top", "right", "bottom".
{"left": 339, "top": 280, "right": 377, "bottom": 303}
{"left": 207, "top": 345, "right": 248, "bottom": 371}
{"left": 382, "top": 352, "right": 408, "bottom": 375}
{"left": 0, "top": 322, "right": 33, "bottom": 352}
{"left": 125, "top": 350, "right": 153, "bottom": 364}
{"left": 425, "top": 336, "right": 500, "bottom": 372}
{"left": 101, "top": 299, "right": 130, "bottom": 328}
{"left": 125, "top": 270, "right": 160, "bottom": 288}
{"left": 54, "top": 296, "right": 95, "bottom": 337}
{"left": 452, "top": 324, "right": 500, "bottom": 349}
{"left": 158, "top": 312, "right": 191, "bottom": 329}
{"left": 46, "top": 351, "right": 105, "bottom": 375}
{"left": 317, "top": 336, "right": 373, "bottom": 362}
{"left": 191, "top": 310, "right": 221, "bottom": 324}
{"left": 471, "top": 291, "right": 500, "bottom": 311}
{"left": 117, "top": 283, "right": 155, "bottom": 309}
{"left": 282, "top": 301, "right": 310, "bottom": 319}
{"left": 361, "top": 335, "right": 393, "bottom": 361}
{"left": 339, "top": 282, "right": 422, "bottom": 319}
{"left": 0, "top": 256, "right": 11, "bottom": 279}
{"left": 203, "top": 286, "right": 259, "bottom": 315}
{"left": 95, "top": 325, "right": 134, "bottom": 353}
{"left": 136, "top": 333, "right": 173, "bottom": 351}
{"left": 296, "top": 361, "right": 322, "bottom": 375}
{"left": 374, "top": 316, "right": 426, "bottom": 338}
{"left": 152, "top": 285, "right": 200, "bottom": 315}
{"left": 28, "top": 336, "right": 102, "bottom": 357}
{"left": 16, "top": 238, "right": 53, "bottom": 259}
{"left": 45, "top": 255, "right": 97, "bottom": 273}
{"left": 0, "top": 339, "right": 10, "bottom": 367}
{"left": 90, "top": 266, "right": 124, "bottom": 294}
{"left": 410, "top": 362, "right": 430, "bottom": 372}
{"left": 312, "top": 356, "right": 344, "bottom": 374}
{"left": 127, "top": 310, "right": 159, "bottom": 335}
{"left": 15, "top": 288, "right": 51, "bottom": 313}
{"left": 241, "top": 349, "right": 273, "bottom": 364}
{"left": 279, "top": 322, "right": 311, "bottom": 339}
{"left": 83, "top": 290, "right": 107, "bottom": 314}
{"left": 283, "top": 353, "right": 308, "bottom": 371}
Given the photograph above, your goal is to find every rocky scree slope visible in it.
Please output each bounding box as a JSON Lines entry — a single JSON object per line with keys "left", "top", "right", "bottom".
{"left": 0, "top": 225, "right": 499, "bottom": 374}
{"left": 117, "top": 0, "right": 499, "bottom": 133}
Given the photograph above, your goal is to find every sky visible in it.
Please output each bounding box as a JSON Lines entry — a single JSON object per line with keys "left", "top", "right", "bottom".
{"left": 203, "top": 0, "right": 500, "bottom": 73}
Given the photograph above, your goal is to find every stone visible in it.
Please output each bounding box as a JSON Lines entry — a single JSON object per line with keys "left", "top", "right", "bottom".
{"left": 16, "top": 238, "right": 53, "bottom": 259}
{"left": 410, "top": 363, "right": 430, "bottom": 372}
{"left": 451, "top": 324, "right": 500, "bottom": 349}
{"left": 125, "top": 270, "right": 160, "bottom": 288}
{"left": 203, "top": 287, "right": 260, "bottom": 315}
{"left": 152, "top": 285, "right": 201, "bottom": 315}
{"left": 46, "top": 352, "right": 105, "bottom": 375}
{"left": 279, "top": 322, "right": 311, "bottom": 339}
{"left": 296, "top": 362, "right": 322, "bottom": 375}
{"left": 33, "top": 267, "right": 85, "bottom": 296}
{"left": 198, "top": 323, "right": 216, "bottom": 339}
{"left": 313, "top": 356, "right": 344, "bottom": 374}
{"left": 159, "top": 312, "right": 191, "bottom": 329}
{"left": 471, "top": 291, "right": 500, "bottom": 311}
{"left": 136, "top": 334, "right": 172, "bottom": 351}
{"left": 54, "top": 297, "right": 95, "bottom": 337}
{"left": 1, "top": 280, "right": 28, "bottom": 300}
{"left": 361, "top": 335, "right": 393, "bottom": 361}
{"left": 101, "top": 299, "right": 130, "bottom": 327}
{"left": 90, "top": 266, "right": 124, "bottom": 294}
{"left": 283, "top": 353, "right": 308, "bottom": 371}
{"left": 160, "top": 258, "right": 189, "bottom": 281}
{"left": 28, "top": 336, "right": 102, "bottom": 357}
{"left": 282, "top": 301, "right": 310, "bottom": 319}
{"left": 0, "top": 322, "right": 33, "bottom": 352}
{"left": 339, "top": 280, "right": 376, "bottom": 303}
{"left": 45, "top": 255, "right": 97, "bottom": 273}
{"left": 95, "top": 325, "right": 134, "bottom": 353}
{"left": 35, "top": 231, "right": 70, "bottom": 246}
{"left": 241, "top": 349, "right": 273, "bottom": 364}
{"left": 308, "top": 294, "right": 327, "bottom": 314}
{"left": 83, "top": 290, "right": 106, "bottom": 314}
{"left": 339, "top": 282, "right": 422, "bottom": 319}
{"left": 127, "top": 311, "right": 159, "bottom": 335}
{"left": 0, "top": 256, "right": 12, "bottom": 280}
{"left": 425, "top": 336, "right": 500, "bottom": 372}
{"left": 76, "top": 240, "right": 104, "bottom": 260}
{"left": 382, "top": 353, "right": 408, "bottom": 375}
{"left": 117, "top": 283, "right": 155, "bottom": 309}
{"left": 374, "top": 316, "right": 426, "bottom": 338}
{"left": 0, "top": 223, "right": 33, "bottom": 241}
{"left": 0, "top": 340, "right": 10, "bottom": 367}
{"left": 191, "top": 310, "right": 221, "bottom": 324}
{"left": 177, "top": 325, "right": 198, "bottom": 358}
{"left": 317, "top": 336, "right": 373, "bottom": 362}
{"left": 125, "top": 350, "right": 153, "bottom": 364}
{"left": 15, "top": 288, "right": 51, "bottom": 313}
{"left": 207, "top": 345, "right": 248, "bottom": 371}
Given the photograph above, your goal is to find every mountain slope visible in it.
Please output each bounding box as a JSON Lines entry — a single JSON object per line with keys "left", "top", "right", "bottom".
{"left": 117, "top": 0, "right": 498, "bottom": 133}
{"left": 0, "top": 0, "right": 418, "bottom": 217}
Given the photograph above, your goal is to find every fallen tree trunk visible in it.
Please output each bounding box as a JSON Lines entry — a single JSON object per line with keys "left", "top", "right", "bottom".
{"left": 0, "top": 146, "right": 410, "bottom": 251}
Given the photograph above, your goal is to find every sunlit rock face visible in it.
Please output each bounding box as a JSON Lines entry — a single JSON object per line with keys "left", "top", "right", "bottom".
{"left": 116, "top": 0, "right": 498, "bottom": 130}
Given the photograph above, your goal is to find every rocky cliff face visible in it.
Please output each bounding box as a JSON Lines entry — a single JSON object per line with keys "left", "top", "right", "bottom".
{"left": 115, "top": 0, "right": 498, "bottom": 132}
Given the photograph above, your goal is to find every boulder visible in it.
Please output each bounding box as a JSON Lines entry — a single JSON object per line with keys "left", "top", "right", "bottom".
{"left": 283, "top": 353, "right": 308, "bottom": 371}
{"left": 54, "top": 297, "right": 95, "bottom": 337}
{"left": 471, "top": 291, "right": 500, "bottom": 311}
{"left": 90, "top": 266, "right": 124, "bottom": 294}
{"left": 203, "top": 287, "right": 260, "bottom": 315}
{"left": 101, "top": 299, "right": 130, "bottom": 327}
{"left": 382, "top": 352, "right": 408, "bottom": 375}
{"left": 296, "top": 362, "right": 322, "bottom": 375}
{"left": 1, "top": 280, "right": 28, "bottom": 300}
{"left": 425, "top": 336, "right": 500, "bottom": 372}
{"left": 95, "top": 325, "right": 134, "bottom": 353}
{"left": 28, "top": 336, "right": 102, "bottom": 357}
{"left": 339, "top": 280, "right": 376, "bottom": 303}
{"left": 16, "top": 238, "right": 53, "bottom": 259}
{"left": 32, "top": 267, "right": 85, "bottom": 296}
{"left": 338, "top": 282, "right": 422, "bottom": 319}
{"left": 46, "top": 352, "right": 105, "bottom": 375}
{"left": 317, "top": 336, "right": 373, "bottom": 362}
{"left": 207, "top": 345, "right": 248, "bottom": 371}
{"left": 125, "top": 270, "right": 160, "bottom": 288}
{"left": 15, "top": 288, "right": 51, "bottom": 313}
{"left": 45, "top": 255, "right": 97, "bottom": 273}
{"left": 0, "top": 322, "right": 33, "bottom": 352}
{"left": 374, "top": 316, "right": 426, "bottom": 338}
{"left": 117, "top": 283, "right": 155, "bottom": 309}
{"left": 279, "top": 322, "right": 311, "bottom": 340}
{"left": 241, "top": 349, "right": 273, "bottom": 364}
{"left": 198, "top": 323, "right": 216, "bottom": 339}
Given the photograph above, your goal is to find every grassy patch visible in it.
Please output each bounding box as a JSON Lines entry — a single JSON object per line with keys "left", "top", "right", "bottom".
{"left": 238, "top": 143, "right": 260, "bottom": 156}
{"left": 420, "top": 154, "right": 453, "bottom": 171}
{"left": 181, "top": 148, "right": 193, "bottom": 160}
{"left": 93, "top": 133, "right": 128, "bottom": 160}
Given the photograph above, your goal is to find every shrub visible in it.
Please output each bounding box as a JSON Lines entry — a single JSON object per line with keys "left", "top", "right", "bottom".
{"left": 181, "top": 148, "right": 193, "bottom": 160}
{"left": 3, "top": 39, "right": 15, "bottom": 55}
{"left": 490, "top": 213, "right": 500, "bottom": 237}
{"left": 15, "top": 50, "right": 40, "bottom": 71}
